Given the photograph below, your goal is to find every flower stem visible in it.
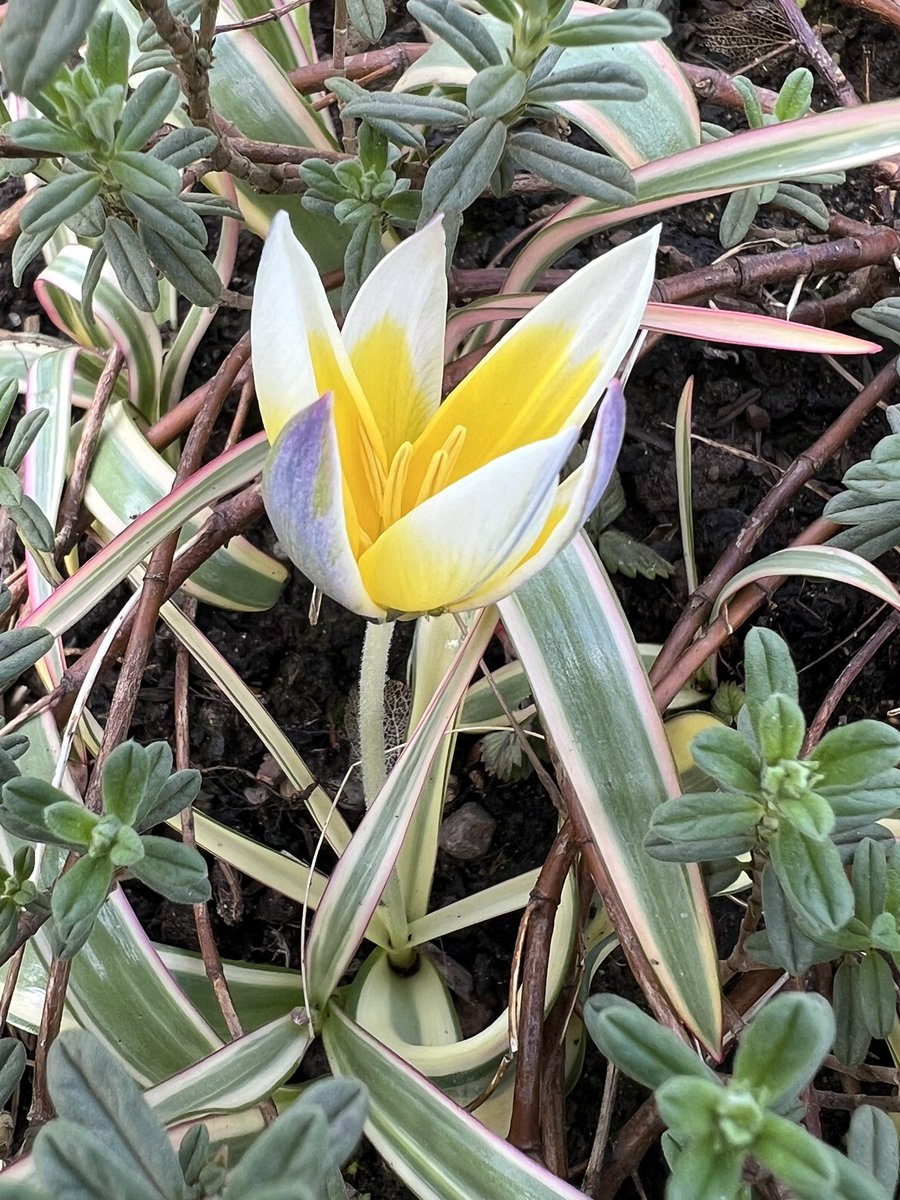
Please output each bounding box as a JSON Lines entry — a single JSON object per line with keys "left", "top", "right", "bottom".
{"left": 359, "top": 620, "right": 395, "bottom": 806}
{"left": 358, "top": 621, "right": 414, "bottom": 966}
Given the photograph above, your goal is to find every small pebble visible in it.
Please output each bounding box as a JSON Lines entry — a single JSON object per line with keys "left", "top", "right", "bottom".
{"left": 439, "top": 801, "right": 497, "bottom": 862}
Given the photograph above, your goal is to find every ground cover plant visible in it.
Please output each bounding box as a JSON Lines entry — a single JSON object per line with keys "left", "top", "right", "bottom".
{"left": 0, "top": 0, "right": 898, "bottom": 1196}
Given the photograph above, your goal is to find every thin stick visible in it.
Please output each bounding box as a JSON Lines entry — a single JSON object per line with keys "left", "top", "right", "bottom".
{"left": 29, "top": 956, "right": 72, "bottom": 1127}
{"left": 216, "top": 0, "right": 311, "bottom": 32}
{"left": 583, "top": 1063, "right": 619, "bottom": 1198}
{"left": 55, "top": 348, "right": 124, "bottom": 557}
{"left": 803, "top": 609, "right": 900, "bottom": 751}
{"left": 649, "top": 360, "right": 900, "bottom": 698}
{"left": 0, "top": 946, "right": 24, "bottom": 1030}
{"left": 507, "top": 823, "right": 577, "bottom": 1158}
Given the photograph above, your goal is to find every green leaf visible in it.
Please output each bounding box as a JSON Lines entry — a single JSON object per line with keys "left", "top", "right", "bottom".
{"left": 858, "top": 951, "right": 895, "bottom": 1038}
{"left": 150, "top": 126, "right": 218, "bottom": 169}
{"left": 47, "top": 1029, "right": 186, "bottom": 1195}
{"left": 743, "top": 628, "right": 798, "bottom": 728}
{"left": 733, "top": 76, "right": 765, "bottom": 129}
{"left": 584, "top": 995, "right": 719, "bottom": 1090}
{"left": 6, "top": 117, "right": 86, "bottom": 156}
{"left": 691, "top": 726, "right": 761, "bottom": 794}
{"left": 101, "top": 741, "right": 150, "bottom": 826}
{"left": 775, "top": 67, "right": 814, "bottom": 122}
{"left": 123, "top": 192, "right": 208, "bottom": 249}
{"left": 813, "top": 722, "right": 900, "bottom": 788}
{"left": 4, "top": 407, "right": 48, "bottom": 472}
{"left": 420, "top": 118, "right": 507, "bottom": 219}
{"left": 81, "top": 242, "right": 107, "bottom": 324}
{"left": 757, "top": 694, "right": 805, "bottom": 765}
{"left": 115, "top": 71, "right": 181, "bottom": 152}
{"left": 547, "top": 9, "right": 671, "bottom": 47}
{"left": 11, "top": 229, "right": 54, "bottom": 288}
{"left": 335, "top": 86, "right": 469, "bottom": 129}
{"left": 1, "top": 773, "right": 80, "bottom": 846}
{"left": 33, "top": 1119, "right": 164, "bottom": 1200}
{"left": 833, "top": 958, "right": 872, "bottom": 1066}
{"left": 770, "top": 823, "right": 855, "bottom": 933}
{"left": 128, "top": 835, "right": 211, "bottom": 903}
{"left": 847, "top": 1105, "right": 900, "bottom": 1197}
{"left": 136, "top": 769, "right": 201, "bottom": 831}
{"left": 527, "top": 61, "right": 647, "bottom": 104}
{"left": 648, "top": 792, "right": 763, "bottom": 845}
{"left": 466, "top": 63, "right": 527, "bottom": 119}
{"left": 654, "top": 1075, "right": 721, "bottom": 1135}
{"left": 777, "top": 789, "right": 835, "bottom": 841}
{"left": 140, "top": 227, "right": 222, "bottom": 307}
{"left": 109, "top": 824, "right": 145, "bottom": 869}
{"left": 102, "top": 217, "right": 160, "bottom": 313}
{"left": 11, "top": 495, "right": 55, "bottom": 554}
{"left": 85, "top": 11, "right": 130, "bottom": 92}
{"left": 407, "top": 0, "right": 502, "bottom": 71}
{"left": 43, "top": 801, "right": 99, "bottom": 847}
{"left": 853, "top": 839, "right": 888, "bottom": 927}
{"left": 50, "top": 854, "right": 115, "bottom": 959}
{"left": 731, "top": 993, "right": 834, "bottom": 1106}
{"left": 346, "top": 0, "right": 386, "bottom": 41}
{"left": 109, "top": 150, "right": 181, "bottom": 199}
{"left": 0, "top": 0, "right": 101, "bottom": 97}
{"left": 0, "top": 1039, "right": 26, "bottom": 1109}
{"left": 341, "top": 216, "right": 384, "bottom": 311}
{"left": 0, "top": 466, "right": 23, "bottom": 507}
{"left": 224, "top": 1106, "right": 329, "bottom": 1198}
{"left": 300, "top": 1077, "right": 369, "bottom": 1169}
{"left": 752, "top": 1112, "right": 837, "bottom": 1197}
{"left": 755, "top": 865, "right": 828, "bottom": 975}
{"left": 508, "top": 130, "right": 635, "bottom": 206}
{"left": 20, "top": 172, "right": 103, "bottom": 240}
{"left": 822, "top": 770, "right": 900, "bottom": 826}
{"left": 666, "top": 1138, "right": 743, "bottom": 1200}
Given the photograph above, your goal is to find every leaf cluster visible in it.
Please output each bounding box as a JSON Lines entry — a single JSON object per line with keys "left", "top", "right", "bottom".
{"left": 0, "top": 739, "right": 210, "bottom": 958}
{"left": 329, "top": 0, "right": 670, "bottom": 249}
{"left": 7, "top": 11, "right": 231, "bottom": 314}
{"left": 585, "top": 992, "right": 898, "bottom": 1199}
{"left": 825, "top": 424, "right": 900, "bottom": 560}
{"left": 707, "top": 70, "right": 844, "bottom": 247}
{"left": 647, "top": 628, "right": 900, "bottom": 937}
{"left": 0, "top": 1030, "right": 366, "bottom": 1200}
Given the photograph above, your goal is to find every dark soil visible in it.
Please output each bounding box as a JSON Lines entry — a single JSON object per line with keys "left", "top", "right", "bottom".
{"left": 6, "top": 1, "right": 900, "bottom": 1196}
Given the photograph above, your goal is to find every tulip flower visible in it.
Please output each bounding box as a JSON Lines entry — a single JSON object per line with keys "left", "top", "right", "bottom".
{"left": 253, "top": 213, "right": 658, "bottom": 620}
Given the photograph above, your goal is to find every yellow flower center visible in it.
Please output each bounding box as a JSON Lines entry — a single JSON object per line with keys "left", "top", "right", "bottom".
{"left": 357, "top": 421, "right": 468, "bottom": 547}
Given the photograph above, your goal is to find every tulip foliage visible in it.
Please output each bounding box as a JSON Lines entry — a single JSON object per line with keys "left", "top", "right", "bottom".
{"left": 0, "top": 1, "right": 898, "bottom": 1199}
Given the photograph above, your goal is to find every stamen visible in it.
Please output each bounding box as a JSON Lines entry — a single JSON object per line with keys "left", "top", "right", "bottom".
{"left": 381, "top": 442, "right": 412, "bottom": 529}
{"left": 415, "top": 425, "right": 467, "bottom": 506}
{"left": 358, "top": 418, "right": 386, "bottom": 508}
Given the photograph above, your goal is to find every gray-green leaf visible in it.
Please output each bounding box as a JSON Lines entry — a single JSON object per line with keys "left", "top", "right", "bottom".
{"left": 103, "top": 217, "right": 161, "bottom": 312}
{"left": 420, "top": 118, "right": 507, "bottom": 220}
{"left": 0, "top": 0, "right": 101, "bottom": 97}
{"left": 508, "top": 131, "right": 635, "bottom": 207}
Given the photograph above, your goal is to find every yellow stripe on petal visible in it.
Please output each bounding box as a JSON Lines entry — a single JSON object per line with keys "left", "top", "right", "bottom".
{"left": 358, "top": 428, "right": 579, "bottom": 616}
{"left": 343, "top": 221, "right": 447, "bottom": 459}
{"left": 406, "top": 227, "right": 659, "bottom": 504}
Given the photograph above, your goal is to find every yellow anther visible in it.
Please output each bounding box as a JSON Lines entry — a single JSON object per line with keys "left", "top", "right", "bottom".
{"left": 381, "top": 441, "right": 412, "bottom": 529}
{"left": 415, "top": 425, "right": 467, "bottom": 506}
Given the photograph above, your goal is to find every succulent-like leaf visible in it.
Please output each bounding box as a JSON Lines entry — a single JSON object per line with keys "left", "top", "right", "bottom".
{"left": 731, "top": 993, "right": 834, "bottom": 1107}
{"left": 743, "top": 628, "right": 798, "bottom": 729}
{"left": 420, "top": 118, "right": 507, "bottom": 220}
{"left": 102, "top": 217, "right": 160, "bottom": 312}
{"left": 127, "top": 835, "right": 211, "bottom": 904}
{"left": 584, "top": 995, "right": 718, "bottom": 1090}
{"left": 115, "top": 71, "right": 181, "bottom": 153}
{"left": 50, "top": 854, "right": 116, "bottom": 959}
{"left": 407, "top": 0, "right": 502, "bottom": 71}
{"left": 508, "top": 130, "right": 635, "bottom": 206}
{"left": 847, "top": 1106, "right": 900, "bottom": 1197}
{"left": 0, "top": 0, "right": 101, "bottom": 97}
{"left": 770, "top": 823, "right": 854, "bottom": 933}
{"left": 85, "top": 11, "right": 130, "bottom": 92}
{"left": 752, "top": 1112, "right": 837, "bottom": 1197}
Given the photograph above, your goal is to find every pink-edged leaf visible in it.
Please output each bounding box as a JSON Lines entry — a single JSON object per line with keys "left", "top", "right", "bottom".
{"left": 20, "top": 433, "right": 268, "bottom": 640}
{"left": 445, "top": 295, "right": 878, "bottom": 359}
{"left": 505, "top": 97, "right": 900, "bottom": 291}
{"left": 499, "top": 535, "right": 721, "bottom": 1051}
{"left": 35, "top": 246, "right": 162, "bottom": 423}
{"left": 160, "top": 174, "right": 242, "bottom": 410}
{"left": 323, "top": 1003, "right": 590, "bottom": 1200}
{"left": 305, "top": 610, "right": 496, "bottom": 1009}
{"left": 643, "top": 303, "right": 880, "bottom": 354}
{"left": 714, "top": 546, "right": 900, "bottom": 616}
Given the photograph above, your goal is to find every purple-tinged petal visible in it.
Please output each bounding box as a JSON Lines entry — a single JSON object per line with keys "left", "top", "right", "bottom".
{"left": 262, "top": 394, "right": 384, "bottom": 620}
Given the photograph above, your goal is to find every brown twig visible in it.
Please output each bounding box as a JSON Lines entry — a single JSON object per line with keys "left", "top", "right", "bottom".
{"left": 803, "top": 609, "right": 900, "bottom": 751}
{"left": 55, "top": 348, "right": 124, "bottom": 558}
{"left": 772, "top": 0, "right": 860, "bottom": 105}
{"left": 593, "top": 1097, "right": 665, "bottom": 1200}
{"left": 508, "top": 823, "right": 578, "bottom": 1159}
{"left": 679, "top": 63, "right": 779, "bottom": 114}
{"left": 583, "top": 1062, "right": 620, "bottom": 1197}
{"left": 289, "top": 41, "right": 427, "bottom": 92}
{"left": 145, "top": 358, "right": 252, "bottom": 452}
{"left": 215, "top": 0, "right": 311, "bottom": 33}
{"left": 29, "top": 956, "right": 72, "bottom": 1127}
{"left": 649, "top": 361, "right": 900, "bottom": 703}
{"left": 0, "top": 946, "right": 24, "bottom": 1030}
{"left": 82, "top": 336, "right": 250, "bottom": 808}
{"left": 816, "top": 1091, "right": 900, "bottom": 1111}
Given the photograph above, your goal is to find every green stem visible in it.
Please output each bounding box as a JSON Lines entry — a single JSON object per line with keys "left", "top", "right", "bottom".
{"left": 358, "top": 621, "right": 414, "bottom": 966}
{"left": 359, "top": 620, "right": 394, "bottom": 806}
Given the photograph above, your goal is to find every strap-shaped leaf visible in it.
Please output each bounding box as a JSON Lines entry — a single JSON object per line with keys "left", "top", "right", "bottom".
{"left": 546, "top": 9, "right": 670, "bottom": 46}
